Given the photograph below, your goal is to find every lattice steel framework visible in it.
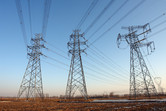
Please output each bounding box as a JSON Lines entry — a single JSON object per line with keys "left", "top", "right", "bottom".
{"left": 117, "top": 23, "right": 157, "bottom": 98}
{"left": 154, "top": 77, "right": 164, "bottom": 94}
{"left": 17, "top": 34, "right": 45, "bottom": 99}
{"left": 65, "top": 30, "right": 88, "bottom": 99}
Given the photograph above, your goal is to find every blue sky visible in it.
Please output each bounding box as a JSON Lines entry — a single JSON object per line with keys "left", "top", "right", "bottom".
{"left": 0, "top": 0, "right": 166, "bottom": 97}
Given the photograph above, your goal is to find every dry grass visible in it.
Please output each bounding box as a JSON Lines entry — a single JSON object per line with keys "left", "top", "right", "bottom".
{"left": 0, "top": 96, "right": 166, "bottom": 111}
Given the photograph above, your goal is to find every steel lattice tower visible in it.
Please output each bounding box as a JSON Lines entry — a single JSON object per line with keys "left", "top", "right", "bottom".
{"left": 154, "top": 77, "right": 164, "bottom": 94}
{"left": 117, "top": 23, "right": 157, "bottom": 98}
{"left": 17, "top": 34, "right": 45, "bottom": 99}
{"left": 65, "top": 30, "right": 88, "bottom": 99}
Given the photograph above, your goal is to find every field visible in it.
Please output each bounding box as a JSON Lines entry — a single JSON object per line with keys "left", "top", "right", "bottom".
{"left": 0, "top": 96, "right": 166, "bottom": 111}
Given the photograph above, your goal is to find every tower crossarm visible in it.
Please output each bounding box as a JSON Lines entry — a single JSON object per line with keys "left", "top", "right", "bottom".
{"left": 122, "top": 23, "right": 150, "bottom": 31}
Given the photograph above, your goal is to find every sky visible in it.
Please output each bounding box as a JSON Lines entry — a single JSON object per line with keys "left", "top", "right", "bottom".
{"left": 0, "top": 0, "right": 166, "bottom": 97}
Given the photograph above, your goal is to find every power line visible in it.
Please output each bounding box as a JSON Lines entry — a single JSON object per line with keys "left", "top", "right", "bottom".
{"left": 85, "top": 72, "right": 127, "bottom": 86}
{"left": 15, "top": 0, "right": 28, "bottom": 47}
{"left": 41, "top": 59, "right": 113, "bottom": 87}
{"left": 43, "top": 55, "right": 69, "bottom": 67}
{"left": 42, "top": 0, "right": 51, "bottom": 39}
{"left": 86, "top": 72, "right": 114, "bottom": 83}
{"left": 84, "top": 0, "right": 115, "bottom": 34}
{"left": 45, "top": 41, "right": 67, "bottom": 55}
{"left": 88, "top": 0, "right": 129, "bottom": 40}
{"left": 149, "top": 12, "right": 166, "bottom": 24}
{"left": 42, "top": 59, "right": 126, "bottom": 86}
{"left": 45, "top": 38, "right": 129, "bottom": 81}
{"left": 44, "top": 48, "right": 128, "bottom": 83}
{"left": 84, "top": 44, "right": 130, "bottom": 79}
{"left": 89, "top": 45, "right": 129, "bottom": 74}
{"left": 41, "top": 59, "right": 69, "bottom": 71}
{"left": 85, "top": 74, "right": 113, "bottom": 86}
{"left": 151, "top": 19, "right": 166, "bottom": 29}
{"left": 27, "top": 0, "right": 33, "bottom": 38}
{"left": 46, "top": 38, "right": 129, "bottom": 80}
{"left": 45, "top": 40, "right": 128, "bottom": 81}
{"left": 148, "top": 27, "right": 166, "bottom": 39}
{"left": 86, "top": 51, "right": 129, "bottom": 77}
{"left": 76, "top": 0, "right": 99, "bottom": 29}
{"left": 84, "top": 65, "right": 128, "bottom": 82}
{"left": 87, "top": 50, "right": 129, "bottom": 78}
{"left": 84, "top": 48, "right": 129, "bottom": 80}
{"left": 84, "top": 58, "right": 128, "bottom": 81}
{"left": 85, "top": 54, "right": 128, "bottom": 81}
{"left": 89, "top": 0, "right": 145, "bottom": 47}
{"left": 42, "top": 59, "right": 123, "bottom": 86}
{"left": 45, "top": 43, "right": 129, "bottom": 81}
{"left": 43, "top": 55, "right": 127, "bottom": 84}
{"left": 146, "top": 19, "right": 166, "bottom": 38}
{"left": 43, "top": 49, "right": 129, "bottom": 85}
{"left": 43, "top": 59, "right": 118, "bottom": 87}
{"left": 46, "top": 48, "right": 70, "bottom": 60}
{"left": 45, "top": 43, "right": 128, "bottom": 83}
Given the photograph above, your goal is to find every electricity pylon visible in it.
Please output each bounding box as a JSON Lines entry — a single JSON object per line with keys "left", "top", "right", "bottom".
{"left": 65, "top": 30, "right": 88, "bottom": 99}
{"left": 154, "top": 77, "right": 164, "bottom": 94}
{"left": 117, "top": 23, "right": 157, "bottom": 98}
{"left": 17, "top": 33, "right": 45, "bottom": 99}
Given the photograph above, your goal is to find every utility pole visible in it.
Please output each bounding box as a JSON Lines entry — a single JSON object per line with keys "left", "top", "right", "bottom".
{"left": 117, "top": 23, "right": 157, "bottom": 99}
{"left": 65, "top": 30, "right": 88, "bottom": 99}
{"left": 17, "top": 33, "right": 45, "bottom": 99}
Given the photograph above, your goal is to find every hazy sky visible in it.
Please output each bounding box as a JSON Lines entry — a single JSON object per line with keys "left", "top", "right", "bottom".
{"left": 0, "top": 0, "right": 166, "bottom": 97}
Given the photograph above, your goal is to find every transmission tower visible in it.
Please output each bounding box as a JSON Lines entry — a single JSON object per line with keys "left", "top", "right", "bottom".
{"left": 17, "top": 33, "right": 45, "bottom": 99}
{"left": 117, "top": 23, "right": 157, "bottom": 98}
{"left": 154, "top": 77, "right": 164, "bottom": 94}
{"left": 65, "top": 30, "right": 88, "bottom": 99}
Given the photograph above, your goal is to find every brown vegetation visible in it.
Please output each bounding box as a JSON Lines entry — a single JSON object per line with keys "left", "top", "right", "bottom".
{"left": 0, "top": 96, "right": 166, "bottom": 111}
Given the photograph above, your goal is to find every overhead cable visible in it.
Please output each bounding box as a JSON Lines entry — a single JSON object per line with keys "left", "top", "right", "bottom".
{"left": 76, "top": 0, "right": 99, "bottom": 29}
{"left": 27, "top": 0, "right": 33, "bottom": 38}
{"left": 15, "top": 0, "right": 28, "bottom": 47}
{"left": 89, "top": 0, "right": 146, "bottom": 46}
{"left": 42, "top": 0, "right": 52, "bottom": 39}
{"left": 88, "top": 0, "right": 129, "bottom": 40}
{"left": 84, "top": 0, "right": 115, "bottom": 34}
